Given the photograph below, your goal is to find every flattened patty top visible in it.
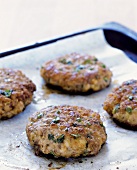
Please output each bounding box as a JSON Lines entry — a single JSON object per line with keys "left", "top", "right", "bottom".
{"left": 0, "top": 68, "right": 36, "bottom": 119}
{"left": 103, "top": 79, "right": 137, "bottom": 129}
{"left": 40, "top": 53, "right": 112, "bottom": 92}
{"left": 26, "top": 105, "right": 107, "bottom": 158}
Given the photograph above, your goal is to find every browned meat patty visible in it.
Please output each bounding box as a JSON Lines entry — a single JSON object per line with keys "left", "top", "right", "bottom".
{"left": 26, "top": 105, "right": 107, "bottom": 158}
{"left": 40, "top": 53, "right": 112, "bottom": 92}
{"left": 103, "top": 79, "right": 137, "bottom": 129}
{"left": 0, "top": 68, "right": 36, "bottom": 119}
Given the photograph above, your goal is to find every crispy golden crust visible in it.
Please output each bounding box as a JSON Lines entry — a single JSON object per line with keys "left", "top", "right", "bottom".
{"left": 26, "top": 105, "right": 107, "bottom": 158}
{"left": 40, "top": 53, "right": 112, "bottom": 92}
{"left": 103, "top": 79, "right": 137, "bottom": 129}
{"left": 0, "top": 68, "right": 36, "bottom": 119}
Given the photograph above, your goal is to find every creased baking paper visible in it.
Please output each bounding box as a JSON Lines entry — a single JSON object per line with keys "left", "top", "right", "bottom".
{"left": 0, "top": 30, "right": 137, "bottom": 170}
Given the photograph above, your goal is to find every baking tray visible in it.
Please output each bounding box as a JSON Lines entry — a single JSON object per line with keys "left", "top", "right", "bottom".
{"left": 0, "top": 22, "right": 137, "bottom": 170}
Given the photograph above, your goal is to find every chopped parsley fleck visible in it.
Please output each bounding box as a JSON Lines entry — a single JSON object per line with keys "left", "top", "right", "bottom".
{"left": 59, "top": 58, "right": 72, "bottom": 65}
{"left": 126, "top": 106, "right": 132, "bottom": 113}
{"left": 101, "top": 64, "right": 106, "bottom": 68}
{"left": 58, "top": 68, "right": 63, "bottom": 71}
{"left": 76, "top": 117, "right": 82, "bottom": 122}
{"left": 128, "top": 96, "right": 133, "bottom": 100}
{"left": 48, "top": 134, "right": 65, "bottom": 143}
{"left": 94, "top": 58, "right": 98, "bottom": 62}
{"left": 83, "top": 150, "right": 89, "bottom": 156}
{"left": 87, "top": 122, "right": 91, "bottom": 126}
{"left": 37, "top": 112, "right": 43, "bottom": 119}
{"left": 59, "top": 58, "right": 66, "bottom": 64}
{"left": 83, "top": 59, "right": 92, "bottom": 64}
{"left": 112, "top": 104, "right": 120, "bottom": 114}
{"left": 89, "top": 67, "right": 94, "bottom": 70}
{"left": 48, "top": 134, "right": 54, "bottom": 140}
{"left": 52, "top": 116, "right": 60, "bottom": 123}
{"left": 75, "top": 65, "right": 85, "bottom": 72}
{"left": 56, "top": 110, "right": 61, "bottom": 114}
{"left": 71, "top": 134, "right": 81, "bottom": 139}
{"left": 50, "top": 151, "right": 56, "bottom": 156}
{"left": 100, "top": 123, "right": 104, "bottom": 127}
{"left": 0, "top": 89, "right": 13, "bottom": 97}
{"left": 66, "top": 61, "right": 73, "bottom": 65}
{"left": 57, "top": 134, "right": 65, "bottom": 143}
{"left": 104, "top": 77, "right": 108, "bottom": 82}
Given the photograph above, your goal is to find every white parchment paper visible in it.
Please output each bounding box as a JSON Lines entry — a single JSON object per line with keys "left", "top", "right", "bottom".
{"left": 0, "top": 30, "right": 137, "bottom": 170}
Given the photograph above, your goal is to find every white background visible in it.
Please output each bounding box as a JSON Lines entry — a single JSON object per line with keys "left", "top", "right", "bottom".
{"left": 0, "top": 0, "right": 137, "bottom": 51}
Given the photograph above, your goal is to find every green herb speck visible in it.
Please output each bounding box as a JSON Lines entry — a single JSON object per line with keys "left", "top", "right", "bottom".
{"left": 75, "top": 65, "right": 85, "bottom": 72}
{"left": 83, "top": 150, "right": 88, "bottom": 156}
{"left": 102, "top": 64, "right": 106, "bottom": 68}
{"left": 83, "top": 59, "right": 92, "bottom": 64}
{"left": 94, "top": 58, "right": 98, "bottom": 62}
{"left": 37, "top": 112, "right": 43, "bottom": 119}
{"left": 104, "top": 77, "right": 108, "bottom": 82}
{"left": 112, "top": 104, "right": 120, "bottom": 114}
{"left": 57, "top": 134, "right": 65, "bottom": 143}
{"left": 50, "top": 151, "right": 55, "bottom": 156}
{"left": 66, "top": 61, "right": 73, "bottom": 65}
{"left": 59, "top": 58, "right": 66, "bottom": 64}
{"left": 100, "top": 123, "right": 104, "bottom": 127}
{"left": 48, "top": 134, "right": 54, "bottom": 140}
{"left": 59, "top": 58, "right": 72, "bottom": 65}
{"left": 52, "top": 116, "right": 60, "bottom": 123}
{"left": 0, "top": 89, "right": 13, "bottom": 97}
{"left": 89, "top": 67, "right": 94, "bottom": 70}
{"left": 87, "top": 122, "right": 91, "bottom": 126}
{"left": 126, "top": 106, "right": 132, "bottom": 114}
{"left": 56, "top": 110, "right": 61, "bottom": 114}
{"left": 76, "top": 117, "right": 82, "bottom": 122}
{"left": 71, "top": 134, "right": 81, "bottom": 139}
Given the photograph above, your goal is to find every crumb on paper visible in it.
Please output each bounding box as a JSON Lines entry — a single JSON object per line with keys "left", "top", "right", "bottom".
{"left": 48, "top": 162, "right": 53, "bottom": 167}
{"left": 113, "top": 79, "right": 119, "bottom": 85}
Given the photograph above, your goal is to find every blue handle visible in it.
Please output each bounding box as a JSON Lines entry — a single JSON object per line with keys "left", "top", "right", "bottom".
{"left": 101, "top": 22, "right": 137, "bottom": 41}
{"left": 101, "top": 22, "right": 137, "bottom": 62}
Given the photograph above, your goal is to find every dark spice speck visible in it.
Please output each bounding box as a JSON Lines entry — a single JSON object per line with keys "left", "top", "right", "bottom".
{"left": 78, "top": 160, "right": 83, "bottom": 163}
